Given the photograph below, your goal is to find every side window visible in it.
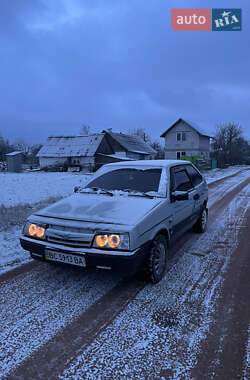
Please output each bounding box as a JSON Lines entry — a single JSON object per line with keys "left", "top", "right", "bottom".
{"left": 186, "top": 165, "right": 203, "bottom": 186}
{"left": 172, "top": 169, "right": 193, "bottom": 192}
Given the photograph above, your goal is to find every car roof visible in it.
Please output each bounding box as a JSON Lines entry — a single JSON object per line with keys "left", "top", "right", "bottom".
{"left": 103, "top": 159, "right": 191, "bottom": 168}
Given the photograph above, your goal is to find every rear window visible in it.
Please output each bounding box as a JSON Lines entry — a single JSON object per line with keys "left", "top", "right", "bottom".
{"left": 86, "top": 168, "right": 162, "bottom": 193}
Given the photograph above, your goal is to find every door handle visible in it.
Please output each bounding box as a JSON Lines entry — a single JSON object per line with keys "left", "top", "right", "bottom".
{"left": 193, "top": 193, "right": 200, "bottom": 200}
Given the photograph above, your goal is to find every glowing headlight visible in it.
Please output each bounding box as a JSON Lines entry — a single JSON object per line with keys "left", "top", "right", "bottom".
{"left": 93, "top": 233, "right": 129, "bottom": 250}
{"left": 95, "top": 234, "right": 109, "bottom": 247}
{"left": 23, "top": 222, "right": 46, "bottom": 239}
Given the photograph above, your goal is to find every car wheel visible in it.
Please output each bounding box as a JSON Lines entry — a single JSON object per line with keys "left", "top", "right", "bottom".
{"left": 146, "top": 235, "right": 168, "bottom": 284}
{"left": 193, "top": 207, "right": 208, "bottom": 233}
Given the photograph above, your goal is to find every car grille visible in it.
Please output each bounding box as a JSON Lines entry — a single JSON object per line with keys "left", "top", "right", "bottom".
{"left": 46, "top": 224, "right": 94, "bottom": 248}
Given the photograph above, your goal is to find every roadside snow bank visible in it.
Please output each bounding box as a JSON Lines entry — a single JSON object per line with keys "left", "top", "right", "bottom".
{"left": 0, "top": 172, "right": 91, "bottom": 207}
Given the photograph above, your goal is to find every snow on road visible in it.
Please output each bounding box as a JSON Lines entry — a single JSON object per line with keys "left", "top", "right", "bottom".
{"left": 60, "top": 183, "right": 250, "bottom": 379}
{"left": 0, "top": 265, "right": 121, "bottom": 378}
{"left": 0, "top": 228, "right": 30, "bottom": 275}
{"left": 0, "top": 168, "right": 249, "bottom": 379}
{"left": 0, "top": 172, "right": 91, "bottom": 207}
{"left": 203, "top": 165, "right": 248, "bottom": 184}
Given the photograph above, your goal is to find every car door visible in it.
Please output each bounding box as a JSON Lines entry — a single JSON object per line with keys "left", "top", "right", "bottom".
{"left": 185, "top": 164, "right": 204, "bottom": 218}
{"left": 169, "top": 166, "right": 196, "bottom": 237}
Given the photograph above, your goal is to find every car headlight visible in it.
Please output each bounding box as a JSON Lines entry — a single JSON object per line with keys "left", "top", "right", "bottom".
{"left": 23, "top": 222, "right": 46, "bottom": 240}
{"left": 93, "top": 233, "right": 130, "bottom": 250}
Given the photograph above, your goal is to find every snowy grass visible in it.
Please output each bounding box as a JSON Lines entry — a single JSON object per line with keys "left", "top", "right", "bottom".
{"left": 0, "top": 166, "right": 248, "bottom": 209}
{"left": 0, "top": 227, "right": 31, "bottom": 275}
{"left": 0, "top": 172, "right": 92, "bottom": 207}
{"left": 0, "top": 196, "right": 62, "bottom": 231}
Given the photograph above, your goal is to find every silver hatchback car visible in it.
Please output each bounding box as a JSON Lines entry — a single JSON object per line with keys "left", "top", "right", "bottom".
{"left": 20, "top": 160, "right": 208, "bottom": 283}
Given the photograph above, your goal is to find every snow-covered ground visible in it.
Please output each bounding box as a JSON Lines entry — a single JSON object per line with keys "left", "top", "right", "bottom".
{"left": 203, "top": 165, "right": 248, "bottom": 184}
{"left": 0, "top": 167, "right": 248, "bottom": 276}
{"left": 0, "top": 227, "right": 30, "bottom": 275}
{"left": 0, "top": 175, "right": 248, "bottom": 379}
{"left": 0, "top": 172, "right": 92, "bottom": 207}
{"left": 0, "top": 166, "right": 248, "bottom": 207}
{"left": 0, "top": 168, "right": 249, "bottom": 378}
{"left": 60, "top": 182, "right": 250, "bottom": 380}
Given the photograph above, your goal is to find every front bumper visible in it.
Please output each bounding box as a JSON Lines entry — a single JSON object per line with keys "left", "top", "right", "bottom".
{"left": 20, "top": 236, "right": 150, "bottom": 273}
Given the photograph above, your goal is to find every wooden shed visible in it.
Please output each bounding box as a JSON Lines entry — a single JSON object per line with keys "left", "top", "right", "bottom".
{"left": 6, "top": 151, "right": 23, "bottom": 173}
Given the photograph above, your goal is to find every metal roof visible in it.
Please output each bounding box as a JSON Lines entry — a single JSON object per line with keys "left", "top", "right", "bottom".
{"left": 104, "top": 131, "right": 157, "bottom": 155}
{"left": 160, "top": 118, "right": 213, "bottom": 138}
{"left": 6, "top": 151, "right": 23, "bottom": 156}
{"left": 37, "top": 134, "right": 104, "bottom": 157}
{"left": 97, "top": 153, "right": 133, "bottom": 161}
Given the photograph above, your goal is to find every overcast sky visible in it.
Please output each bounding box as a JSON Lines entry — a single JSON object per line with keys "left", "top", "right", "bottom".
{"left": 1, "top": 0, "right": 249, "bottom": 144}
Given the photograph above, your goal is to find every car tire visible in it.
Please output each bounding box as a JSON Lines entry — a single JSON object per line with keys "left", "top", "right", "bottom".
{"left": 146, "top": 235, "right": 168, "bottom": 284}
{"left": 193, "top": 207, "right": 208, "bottom": 233}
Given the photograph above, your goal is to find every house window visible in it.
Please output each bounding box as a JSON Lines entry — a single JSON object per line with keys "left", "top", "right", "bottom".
{"left": 181, "top": 152, "right": 186, "bottom": 156}
{"left": 176, "top": 132, "right": 186, "bottom": 141}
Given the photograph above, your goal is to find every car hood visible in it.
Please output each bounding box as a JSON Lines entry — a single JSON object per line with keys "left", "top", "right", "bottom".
{"left": 34, "top": 193, "right": 163, "bottom": 226}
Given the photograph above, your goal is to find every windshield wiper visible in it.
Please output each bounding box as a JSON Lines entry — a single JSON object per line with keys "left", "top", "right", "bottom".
{"left": 89, "top": 187, "right": 114, "bottom": 196}
{"left": 75, "top": 186, "right": 114, "bottom": 196}
{"left": 122, "top": 189, "right": 154, "bottom": 199}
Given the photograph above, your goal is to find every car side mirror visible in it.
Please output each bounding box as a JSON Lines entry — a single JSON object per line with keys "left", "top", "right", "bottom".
{"left": 172, "top": 190, "right": 189, "bottom": 202}
{"left": 74, "top": 186, "right": 79, "bottom": 193}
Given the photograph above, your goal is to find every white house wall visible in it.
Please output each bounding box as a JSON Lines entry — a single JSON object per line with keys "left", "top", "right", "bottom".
{"left": 164, "top": 121, "right": 210, "bottom": 159}
{"left": 39, "top": 156, "right": 95, "bottom": 168}
{"left": 71, "top": 157, "right": 94, "bottom": 165}
{"left": 164, "top": 150, "right": 202, "bottom": 159}
{"left": 39, "top": 157, "right": 66, "bottom": 168}
{"left": 164, "top": 122, "right": 200, "bottom": 151}
{"left": 199, "top": 135, "right": 210, "bottom": 151}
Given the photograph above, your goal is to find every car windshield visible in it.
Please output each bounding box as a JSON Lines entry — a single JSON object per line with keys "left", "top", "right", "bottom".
{"left": 85, "top": 168, "right": 162, "bottom": 194}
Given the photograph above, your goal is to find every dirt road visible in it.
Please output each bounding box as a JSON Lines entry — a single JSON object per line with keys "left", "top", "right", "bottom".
{"left": 1, "top": 169, "right": 249, "bottom": 379}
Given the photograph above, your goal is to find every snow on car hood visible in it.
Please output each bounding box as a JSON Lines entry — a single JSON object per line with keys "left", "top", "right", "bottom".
{"left": 35, "top": 193, "right": 163, "bottom": 226}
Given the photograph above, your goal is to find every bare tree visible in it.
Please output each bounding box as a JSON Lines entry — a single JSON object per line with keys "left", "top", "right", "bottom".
{"left": 13, "top": 139, "right": 31, "bottom": 154}
{"left": 151, "top": 141, "right": 164, "bottom": 159}
{"left": 0, "top": 132, "right": 13, "bottom": 161}
{"left": 129, "top": 127, "right": 164, "bottom": 159}
{"left": 80, "top": 125, "right": 91, "bottom": 135}
{"left": 212, "top": 123, "right": 249, "bottom": 166}
{"left": 129, "top": 128, "right": 151, "bottom": 143}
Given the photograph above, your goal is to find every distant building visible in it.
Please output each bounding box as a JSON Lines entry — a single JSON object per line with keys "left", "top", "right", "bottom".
{"left": 37, "top": 130, "right": 156, "bottom": 171}
{"left": 160, "top": 118, "right": 213, "bottom": 160}
{"left": 102, "top": 129, "right": 156, "bottom": 160}
{"left": 6, "top": 151, "right": 23, "bottom": 172}
{"left": 37, "top": 134, "right": 109, "bottom": 171}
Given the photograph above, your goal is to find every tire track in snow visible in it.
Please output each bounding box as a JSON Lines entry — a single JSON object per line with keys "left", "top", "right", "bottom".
{"left": 59, "top": 184, "right": 250, "bottom": 379}
{"left": 192, "top": 207, "right": 250, "bottom": 379}
{"left": 7, "top": 174, "right": 250, "bottom": 379}
{"left": 0, "top": 265, "right": 121, "bottom": 378}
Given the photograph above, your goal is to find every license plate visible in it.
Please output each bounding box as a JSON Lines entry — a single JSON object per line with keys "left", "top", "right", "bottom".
{"left": 45, "top": 250, "right": 86, "bottom": 267}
